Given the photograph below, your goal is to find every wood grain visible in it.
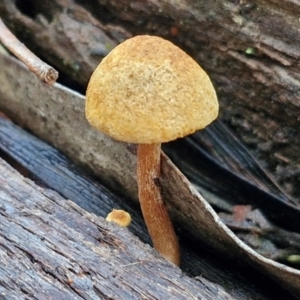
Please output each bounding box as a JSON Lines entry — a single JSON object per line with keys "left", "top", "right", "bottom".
{"left": 0, "top": 157, "right": 222, "bottom": 299}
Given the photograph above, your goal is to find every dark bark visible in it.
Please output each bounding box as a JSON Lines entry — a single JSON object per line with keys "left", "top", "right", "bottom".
{"left": 0, "top": 0, "right": 299, "bottom": 199}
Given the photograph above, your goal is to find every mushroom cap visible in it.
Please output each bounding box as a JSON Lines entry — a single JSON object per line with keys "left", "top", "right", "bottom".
{"left": 86, "top": 35, "right": 219, "bottom": 144}
{"left": 106, "top": 209, "right": 132, "bottom": 227}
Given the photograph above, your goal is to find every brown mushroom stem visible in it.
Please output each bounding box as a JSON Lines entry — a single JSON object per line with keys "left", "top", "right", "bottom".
{"left": 137, "top": 143, "right": 180, "bottom": 266}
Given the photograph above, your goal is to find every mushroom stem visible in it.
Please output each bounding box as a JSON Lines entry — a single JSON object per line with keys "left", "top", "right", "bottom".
{"left": 137, "top": 143, "right": 180, "bottom": 266}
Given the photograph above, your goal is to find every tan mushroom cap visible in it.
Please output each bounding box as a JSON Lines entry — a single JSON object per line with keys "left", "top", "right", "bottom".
{"left": 86, "top": 35, "right": 218, "bottom": 144}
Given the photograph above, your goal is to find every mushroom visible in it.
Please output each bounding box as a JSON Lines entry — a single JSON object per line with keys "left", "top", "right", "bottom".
{"left": 106, "top": 209, "right": 132, "bottom": 227}
{"left": 85, "top": 35, "right": 218, "bottom": 266}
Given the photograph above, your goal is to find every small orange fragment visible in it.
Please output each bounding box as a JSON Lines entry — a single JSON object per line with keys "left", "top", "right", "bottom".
{"left": 106, "top": 209, "right": 132, "bottom": 227}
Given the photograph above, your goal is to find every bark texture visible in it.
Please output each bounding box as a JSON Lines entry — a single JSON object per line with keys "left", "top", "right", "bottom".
{"left": 3, "top": 153, "right": 292, "bottom": 299}
{"left": 0, "top": 115, "right": 292, "bottom": 299}
{"left": 0, "top": 157, "right": 227, "bottom": 299}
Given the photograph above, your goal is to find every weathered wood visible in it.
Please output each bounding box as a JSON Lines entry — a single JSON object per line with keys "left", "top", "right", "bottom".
{"left": 0, "top": 0, "right": 299, "bottom": 200}
{"left": 0, "top": 158, "right": 214, "bottom": 299}
{"left": 1, "top": 115, "right": 295, "bottom": 299}
{"left": 2, "top": 156, "right": 291, "bottom": 299}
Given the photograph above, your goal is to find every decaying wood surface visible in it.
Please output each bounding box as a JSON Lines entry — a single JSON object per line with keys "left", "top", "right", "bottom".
{"left": 0, "top": 0, "right": 299, "bottom": 200}
{"left": 3, "top": 154, "right": 292, "bottom": 299}
{"left": 1, "top": 115, "right": 291, "bottom": 300}
{"left": 0, "top": 157, "right": 236, "bottom": 299}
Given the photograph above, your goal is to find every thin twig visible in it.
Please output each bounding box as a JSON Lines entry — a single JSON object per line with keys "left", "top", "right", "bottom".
{"left": 0, "top": 18, "right": 58, "bottom": 85}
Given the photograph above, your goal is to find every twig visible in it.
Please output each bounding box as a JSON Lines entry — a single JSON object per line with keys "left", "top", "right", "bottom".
{"left": 0, "top": 18, "right": 58, "bottom": 85}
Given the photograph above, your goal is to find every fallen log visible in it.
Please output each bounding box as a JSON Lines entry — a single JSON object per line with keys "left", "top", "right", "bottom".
{"left": 1, "top": 156, "right": 290, "bottom": 299}
{"left": 0, "top": 157, "right": 215, "bottom": 299}
{"left": 2, "top": 114, "right": 298, "bottom": 299}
